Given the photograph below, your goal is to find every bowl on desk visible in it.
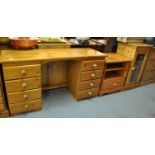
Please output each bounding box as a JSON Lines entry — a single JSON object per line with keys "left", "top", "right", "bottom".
{"left": 10, "top": 37, "right": 38, "bottom": 49}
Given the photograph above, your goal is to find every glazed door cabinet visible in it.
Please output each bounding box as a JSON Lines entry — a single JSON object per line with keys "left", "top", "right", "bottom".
{"left": 126, "top": 52, "right": 148, "bottom": 86}
{"left": 116, "top": 42, "right": 152, "bottom": 88}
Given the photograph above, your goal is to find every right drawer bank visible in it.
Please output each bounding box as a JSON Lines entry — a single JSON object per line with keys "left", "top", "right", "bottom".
{"left": 67, "top": 59, "right": 105, "bottom": 100}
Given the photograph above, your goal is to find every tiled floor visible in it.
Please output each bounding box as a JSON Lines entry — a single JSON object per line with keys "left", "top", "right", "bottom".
{"left": 13, "top": 83, "right": 155, "bottom": 118}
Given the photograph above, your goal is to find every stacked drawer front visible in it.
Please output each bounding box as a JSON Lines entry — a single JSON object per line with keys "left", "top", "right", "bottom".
{"left": 100, "top": 77, "right": 125, "bottom": 94}
{"left": 77, "top": 60, "right": 104, "bottom": 100}
{"left": 141, "top": 49, "right": 155, "bottom": 83}
{"left": 0, "top": 88, "right": 5, "bottom": 111}
{"left": 3, "top": 64, "right": 42, "bottom": 115}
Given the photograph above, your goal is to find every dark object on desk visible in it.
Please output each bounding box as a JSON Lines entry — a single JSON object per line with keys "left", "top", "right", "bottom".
{"left": 71, "top": 37, "right": 117, "bottom": 53}
{"left": 0, "top": 37, "right": 10, "bottom": 45}
{"left": 144, "top": 37, "right": 155, "bottom": 46}
{"left": 104, "top": 37, "right": 117, "bottom": 52}
{"left": 71, "top": 44, "right": 105, "bottom": 53}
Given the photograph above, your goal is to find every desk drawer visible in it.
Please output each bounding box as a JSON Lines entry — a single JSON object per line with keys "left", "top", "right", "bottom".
{"left": 101, "top": 78, "right": 125, "bottom": 91}
{"left": 0, "top": 104, "right": 4, "bottom": 111}
{"left": 9, "top": 99, "right": 42, "bottom": 115}
{"left": 0, "top": 97, "right": 4, "bottom": 111}
{"left": 3, "top": 64, "right": 41, "bottom": 80}
{"left": 79, "top": 79, "right": 101, "bottom": 91}
{"left": 80, "top": 70, "right": 103, "bottom": 81}
{"left": 5, "top": 77, "right": 41, "bottom": 93}
{"left": 77, "top": 88, "right": 99, "bottom": 100}
{"left": 8, "top": 88, "right": 41, "bottom": 104}
{"left": 81, "top": 60, "right": 105, "bottom": 71}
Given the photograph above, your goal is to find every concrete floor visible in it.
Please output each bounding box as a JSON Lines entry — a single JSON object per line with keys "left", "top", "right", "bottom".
{"left": 13, "top": 83, "right": 155, "bottom": 118}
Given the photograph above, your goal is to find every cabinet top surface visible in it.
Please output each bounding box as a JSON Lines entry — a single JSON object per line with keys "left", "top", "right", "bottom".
{"left": 119, "top": 42, "right": 153, "bottom": 47}
{"left": 0, "top": 48, "right": 106, "bottom": 63}
{"left": 105, "top": 53, "right": 131, "bottom": 63}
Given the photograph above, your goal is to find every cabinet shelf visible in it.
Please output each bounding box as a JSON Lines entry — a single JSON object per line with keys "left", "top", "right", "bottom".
{"left": 104, "top": 71, "right": 124, "bottom": 80}
{"left": 105, "top": 66, "right": 127, "bottom": 72}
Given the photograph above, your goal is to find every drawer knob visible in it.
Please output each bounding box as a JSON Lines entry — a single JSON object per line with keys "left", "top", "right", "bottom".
{"left": 91, "top": 73, "right": 96, "bottom": 78}
{"left": 23, "top": 94, "right": 28, "bottom": 100}
{"left": 24, "top": 104, "right": 29, "bottom": 110}
{"left": 21, "top": 70, "right": 27, "bottom": 76}
{"left": 113, "top": 83, "right": 117, "bottom": 86}
{"left": 89, "top": 83, "right": 94, "bottom": 87}
{"left": 88, "top": 91, "right": 92, "bottom": 95}
{"left": 22, "top": 83, "right": 27, "bottom": 88}
{"left": 93, "top": 64, "right": 98, "bottom": 68}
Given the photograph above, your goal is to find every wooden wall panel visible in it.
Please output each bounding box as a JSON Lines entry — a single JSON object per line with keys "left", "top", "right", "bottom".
{"left": 42, "top": 61, "right": 67, "bottom": 89}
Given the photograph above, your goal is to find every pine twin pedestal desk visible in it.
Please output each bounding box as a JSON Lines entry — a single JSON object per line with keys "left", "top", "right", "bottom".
{"left": 0, "top": 48, "right": 106, "bottom": 116}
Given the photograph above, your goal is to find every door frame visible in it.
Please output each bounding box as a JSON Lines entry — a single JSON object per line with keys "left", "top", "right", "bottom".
{"left": 126, "top": 49, "right": 149, "bottom": 86}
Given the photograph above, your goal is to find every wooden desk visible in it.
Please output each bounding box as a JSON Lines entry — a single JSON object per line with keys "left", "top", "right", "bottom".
{"left": 0, "top": 48, "right": 106, "bottom": 116}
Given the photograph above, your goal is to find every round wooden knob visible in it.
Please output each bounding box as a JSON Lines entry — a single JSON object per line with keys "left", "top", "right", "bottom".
{"left": 21, "top": 70, "right": 27, "bottom": 76}
{"left": 93, "top": 64, "right": 98, "bottom": 68}
{"left": 132, "top": 67, "right": 135, "bottom": 71}
{"left": 113, "top": 83, "right": 117, "bottom": 86}
{"left": 89, "top": 83, "right": 94, "bottom": 87}
{"left": 22, "top": 83, "right": 27, "bottom": 88}
{"left": 23, "top": 94, "right": 28, "bottom": 100}
{"left": 91, "top": 73, "right": 95, "bottom": 78}
{"left": 24, "top": 104, "right": 29, "bottom": 110}
{"left": 88, "top": 91, "right": 92, "bottom": 95}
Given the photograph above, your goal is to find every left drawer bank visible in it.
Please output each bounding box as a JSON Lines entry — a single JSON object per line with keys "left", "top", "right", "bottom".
{"left": 2, "top": 63, "right": 42, "bottom": 116}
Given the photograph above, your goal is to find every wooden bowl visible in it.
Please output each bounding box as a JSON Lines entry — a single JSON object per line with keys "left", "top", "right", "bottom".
{"left": 10, "top": 37, "right": 38, "bottom": 49}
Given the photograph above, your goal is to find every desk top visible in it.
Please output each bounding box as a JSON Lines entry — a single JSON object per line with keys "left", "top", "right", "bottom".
{"left": 0, "top": 48, "right": 106, "bottom": 63}
{"left": 105, "top": 53, "right": 131, "bottom": 63}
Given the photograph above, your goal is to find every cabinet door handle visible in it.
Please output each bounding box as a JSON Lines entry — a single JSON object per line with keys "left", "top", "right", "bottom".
{"left": 89, "top": 83, "right": 94, "bottom": 87}
{"left": 92, "top": 64, "right": 98, "bottom": 68}
{"left": 21, "top": 70, "right": 27, "bottom": 76}
{"left": 132, "top": 67, "right": 135, "bottom": 71}
{"left": 22, "top": 82, "right": 27, "bottom": 88}
{"left": 88, "top": 91, "right": 92, "bottom": 95}
{"left": 23, "top": 94, "right": 28, "bottom": 100}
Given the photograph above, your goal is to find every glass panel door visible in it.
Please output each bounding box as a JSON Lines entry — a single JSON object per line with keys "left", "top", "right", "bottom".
{"left": 129, "top": 54, "right": 145, "bottom": 83}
